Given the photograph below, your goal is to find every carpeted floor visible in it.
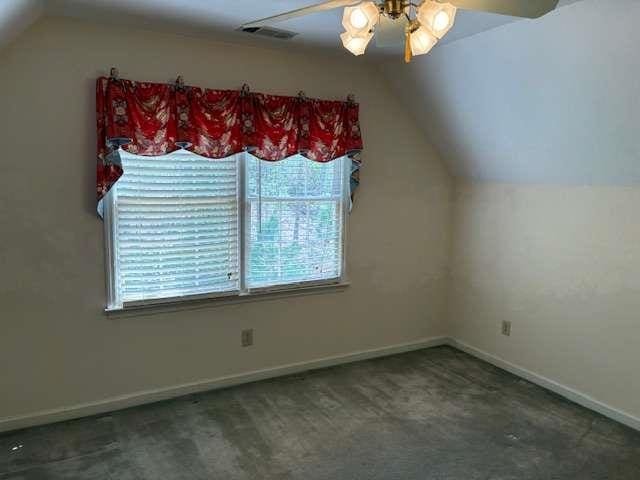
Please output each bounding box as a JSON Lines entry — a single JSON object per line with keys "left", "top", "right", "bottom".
{"left": 2, "top": 346, "right": 640, "bottom": 479}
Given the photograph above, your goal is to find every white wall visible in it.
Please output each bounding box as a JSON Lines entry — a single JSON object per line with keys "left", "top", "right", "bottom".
{"left": 450, "top": 182, "right": 640, "bottom": 421}
{"left": 0, "top": 17, "right": 451, "bottom": 423}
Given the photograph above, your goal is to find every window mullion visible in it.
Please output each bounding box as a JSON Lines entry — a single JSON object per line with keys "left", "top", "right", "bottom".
{"left": 340, "top": 156, "right": 350, "bottom": 281}
{"left": 239, "top": 152, "right": 248, "bottom": 294}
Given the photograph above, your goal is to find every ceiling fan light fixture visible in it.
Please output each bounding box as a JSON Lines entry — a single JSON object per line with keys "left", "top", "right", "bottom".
{"left": 340, "top": 30, "right": 374, "bottom": 56}
{"left": 342, "top": 2, "right": 380, "bottom": 35}
{"left": 417, "top": 1, "right": 457, "bottom": 39}
{"left": 241, "top": 0, "right": 561, "bottom": 63}
{"left": 409, "top": 25, "right": 438, "bottom": 56}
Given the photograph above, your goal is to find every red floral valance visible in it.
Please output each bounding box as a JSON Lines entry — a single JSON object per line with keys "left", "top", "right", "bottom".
{"left": 96, "top": 76, "right": 363, "bottom": 202}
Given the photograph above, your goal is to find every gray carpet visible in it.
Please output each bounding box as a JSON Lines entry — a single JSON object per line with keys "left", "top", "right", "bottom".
{"left": 2, "top": 346, "right": 639, "bottom": 479}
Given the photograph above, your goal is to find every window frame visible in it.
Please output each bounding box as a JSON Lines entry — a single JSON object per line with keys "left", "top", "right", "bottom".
{"left": 103, "top": 151, "right": 351, "bottom": 311}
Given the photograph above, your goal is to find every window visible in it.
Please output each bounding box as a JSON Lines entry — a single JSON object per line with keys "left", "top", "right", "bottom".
{"left": 104, "top": 150, "right": 349, "bottom": 310}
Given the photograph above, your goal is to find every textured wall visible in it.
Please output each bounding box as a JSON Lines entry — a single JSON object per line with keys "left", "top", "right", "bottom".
{"left": 450, "top": 182, "right": 640, "bottom": 420}
{"left": 0, "top": 17, "right": 451, "bottom": 422}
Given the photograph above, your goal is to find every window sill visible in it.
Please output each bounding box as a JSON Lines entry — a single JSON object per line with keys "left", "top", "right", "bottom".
{"left": 104, "top": 280, "right": 351, "bottom": 318}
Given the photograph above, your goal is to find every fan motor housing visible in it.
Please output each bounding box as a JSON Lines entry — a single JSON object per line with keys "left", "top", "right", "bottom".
{"left": 382, "top": 0, "right": 407, "bottom": 19}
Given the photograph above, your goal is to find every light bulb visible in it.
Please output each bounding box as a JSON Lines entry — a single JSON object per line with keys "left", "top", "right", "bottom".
{"left": 410, "top": 26, "right": 438, "bottom": 56}
{"left": 342, "top": 2, "right": 380, "bottom": 35}
{"left": 416, "top": 1, "right": 457, "bottom": 39}
{"left": 341, "top": 31, "right": 374, "bottom": 56}
{"left": 433, "top": 10, "right": 450, "bottom": 32}
{"left": 349, "top": 8, "right": 368, "bottom": 30}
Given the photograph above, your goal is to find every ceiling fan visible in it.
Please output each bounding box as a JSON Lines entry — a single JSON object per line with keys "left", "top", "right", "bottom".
{"left": 241, "top": 0, "right": 559, "bottom": 62}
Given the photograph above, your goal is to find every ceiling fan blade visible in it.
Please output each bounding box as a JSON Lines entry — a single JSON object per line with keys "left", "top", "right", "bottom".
{"left": 449, "top": 0, "right": 559, "bottom": 18}
{"left": 241, "top": 0, "right": 360, "bottom": 29}
{"left": 375, "top": 15, "right": 408, "bottom": 47}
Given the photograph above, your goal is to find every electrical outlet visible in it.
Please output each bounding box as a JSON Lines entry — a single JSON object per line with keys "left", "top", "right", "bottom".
{"left": 241, "top": 329, "right": 254, "bottom": 347}
{"left": 501, "top": 321, "right": 512, "bottom": 337}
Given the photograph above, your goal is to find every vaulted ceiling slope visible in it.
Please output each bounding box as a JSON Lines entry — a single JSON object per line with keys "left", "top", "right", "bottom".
{"left": 0, "top": 0, "right": 42, "bottom": 49}
{"left": 381, "top": 0, "right": 639, "bottom": 184}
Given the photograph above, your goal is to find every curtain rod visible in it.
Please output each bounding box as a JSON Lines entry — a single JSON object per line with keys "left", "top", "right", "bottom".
{"left": 108, "top": 67, "right": 356, "bottom": 104}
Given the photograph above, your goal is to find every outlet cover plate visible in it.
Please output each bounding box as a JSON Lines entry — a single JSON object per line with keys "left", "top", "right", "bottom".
{"left": 501, "top": 321, "right": 512, "bottom": 337}
{"left": 241, "top": 329, "right": 254, "bottom": 347}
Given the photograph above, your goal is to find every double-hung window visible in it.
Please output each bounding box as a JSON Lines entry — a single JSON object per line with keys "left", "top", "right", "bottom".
{"left": 103, "top": 150, "right": 349, "bottom": 310}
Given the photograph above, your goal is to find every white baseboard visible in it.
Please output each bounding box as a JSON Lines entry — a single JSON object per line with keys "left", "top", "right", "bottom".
{"left": 0, "top": 336, "right": 448, "bottom": 433}
{"left": 4, "top": 336, "right": 638, "bottom": 434}
{"left": 448, "top": 338, "right": 640, "bottom": 432}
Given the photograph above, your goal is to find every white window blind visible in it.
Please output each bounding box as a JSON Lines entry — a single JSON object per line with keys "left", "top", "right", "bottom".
{"left": 245, "top": 154, "right": 345, "bottom": 289}
{"left": 106, "top": 150, "right": 239, "bottom": 308}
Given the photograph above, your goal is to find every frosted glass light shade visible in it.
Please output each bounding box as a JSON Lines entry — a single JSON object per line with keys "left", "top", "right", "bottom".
{"left": 417, "top": 1, "right": 457, "bottom": 39}
{"left": 342, "top": 2, "right": 380, "bottom": 35}
{"left": 410, "top": 26, "right": 438, "bottom": 56}
{"left": 340, "top": 31, "right": 374, "bottom": 56}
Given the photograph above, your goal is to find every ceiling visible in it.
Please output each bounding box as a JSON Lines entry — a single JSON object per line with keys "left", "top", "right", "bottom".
{"left": 0, "top": 0, "right": 42, "bottom": 49}
{"left": 46, "top": 0, "right": 529, "bottom": 55}
{"left": 1, "top": 0, "right": 536, "bottom": 58}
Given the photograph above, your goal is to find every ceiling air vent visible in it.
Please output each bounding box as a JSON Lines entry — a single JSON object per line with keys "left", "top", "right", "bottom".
{"left": 238, "top": 26, "right": 298, "bottom": 40}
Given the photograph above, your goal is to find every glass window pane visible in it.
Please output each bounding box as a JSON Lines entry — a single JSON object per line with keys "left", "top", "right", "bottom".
{"left": 246, "top": 155, "right": 343, "bottom": 200}
{"left": 246, "top": 154, "right": 344, "bottom": 289}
